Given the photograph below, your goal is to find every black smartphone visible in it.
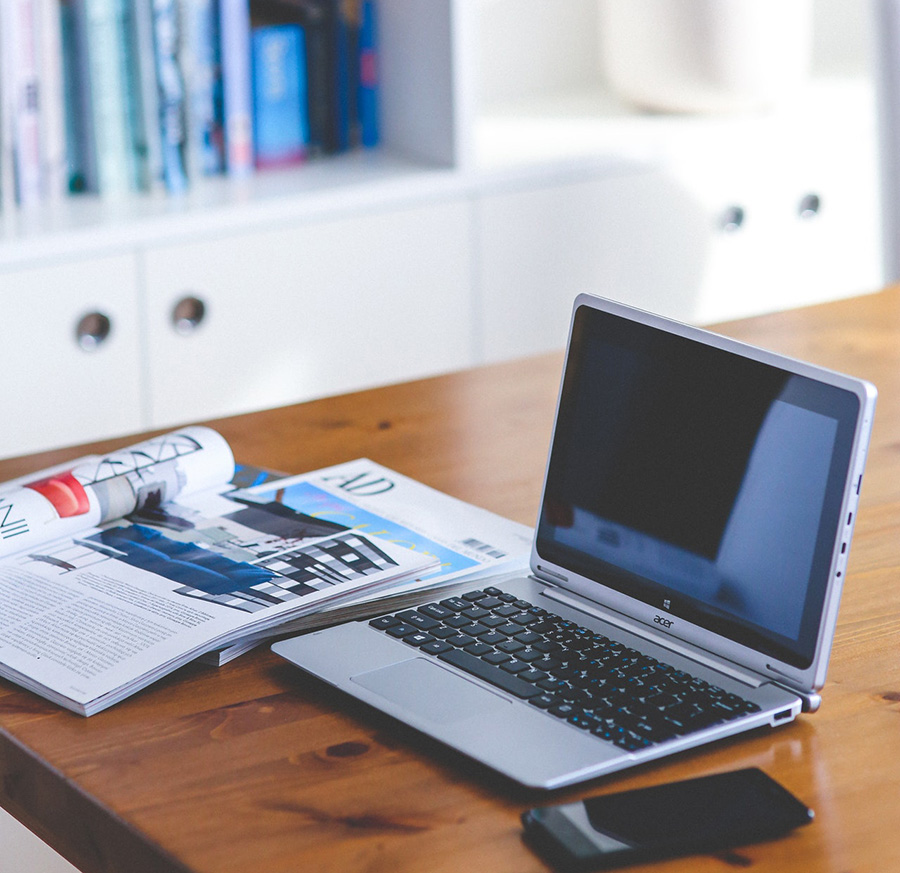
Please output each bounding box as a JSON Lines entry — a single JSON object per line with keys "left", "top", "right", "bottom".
{"left": 521, "top": 768, "right": 813, "bottom": 871}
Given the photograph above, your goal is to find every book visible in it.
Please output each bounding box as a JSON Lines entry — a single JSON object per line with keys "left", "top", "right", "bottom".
{"left": 73, "top": 0, "right": 138, "bottom": 196}
{"left": 219, "top": 0, "right": 254, "bottom": 175}
{"left": 357, "top": 0, "right": 378, "bottom": 148}
{"left": 150, "top": 0, "right": 189, "bottom": 192}
{"left": 202, "top": 457, "right": 533, "bottom": 663}
{"left": 127, "top": 0, "right": 165, "bottom": 191}
{"left": 251, "top": 23, "right": 308, "bottom": 168}
{"left": 0, "top": 0, "right": 44, "bottom": 205}
{"left": 59, "top": 0, "right": 98, "bottom": 193}
{"left": 253, "top": 0, "right": 338, "bottom": 156}
{"left": 38, "top": 0, "right": 71, "bottom": 200}
{"left": 181, "top": 0, "right": 226, "bottom": 177}
{"left": 0, "top": 427, "right": 438, "bottom": 715}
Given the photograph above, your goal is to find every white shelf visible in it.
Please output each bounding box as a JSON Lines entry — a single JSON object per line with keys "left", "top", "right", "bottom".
{"left": 0, "top": 151, "right": 455, "bottom": 270}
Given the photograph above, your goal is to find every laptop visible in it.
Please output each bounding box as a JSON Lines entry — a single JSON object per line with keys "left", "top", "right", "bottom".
{"left": 273, "top": 294, "right": 877, "bottom": 790}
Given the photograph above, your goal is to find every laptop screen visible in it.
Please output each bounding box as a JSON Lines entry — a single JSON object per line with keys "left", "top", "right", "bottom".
{"left": 536, "top": 303, "right": 862, "bottom": 670}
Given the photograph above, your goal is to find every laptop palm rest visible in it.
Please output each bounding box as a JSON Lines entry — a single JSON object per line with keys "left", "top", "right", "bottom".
{"left": 352, "top": 658, "right": 511, "bottom": 725}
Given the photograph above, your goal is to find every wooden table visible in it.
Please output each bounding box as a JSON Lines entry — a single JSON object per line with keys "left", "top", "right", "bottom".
{"left": 2, "top": 289, "right": 900, "bottom": 873}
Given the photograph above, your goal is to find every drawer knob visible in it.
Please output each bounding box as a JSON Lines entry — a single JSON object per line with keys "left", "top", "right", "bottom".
{"left": 75, "top": 311, "right": 112, "bottom": 352}
{"left": 172, "top": 295, "right": 206, "bottom": 335}
{"left": 798, "top": 193, "right": 821, "bottom": 219}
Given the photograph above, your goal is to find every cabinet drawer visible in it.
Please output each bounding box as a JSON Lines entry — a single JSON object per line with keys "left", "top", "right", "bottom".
{"left": 0, "top": 253, "right": 144, "bottom": 458}
{"left": 475, "top": 168, "right": 708, "bottom": 363}
{"left": 142, "top": 197, "right": 475, "bottom": 428}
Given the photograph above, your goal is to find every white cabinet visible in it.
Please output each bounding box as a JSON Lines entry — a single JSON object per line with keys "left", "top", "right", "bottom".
{"left": 0, "top": 253, "right": 144, "bottom": 458}
{"left": 475, "top": 166, "right": 711, "bottom": 363}
{"left": 142, "top": 197, "right": 475, "bottom": 429}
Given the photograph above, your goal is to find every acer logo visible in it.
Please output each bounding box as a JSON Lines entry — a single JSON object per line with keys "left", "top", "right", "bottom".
{"left": 654, "top": 615, "right": 674, "bottom": 629}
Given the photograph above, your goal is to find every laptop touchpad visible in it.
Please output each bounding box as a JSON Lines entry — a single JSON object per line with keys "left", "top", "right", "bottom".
{"left": 352, "top": 657, "right": 511, "bottom": 724}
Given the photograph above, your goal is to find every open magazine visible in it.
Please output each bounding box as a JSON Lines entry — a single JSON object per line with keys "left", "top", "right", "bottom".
{"left": 0, "top": 428, "right": 438, "bottom": 715}
{"left": 0, "top": 429, "right": 532, "bottom": 715}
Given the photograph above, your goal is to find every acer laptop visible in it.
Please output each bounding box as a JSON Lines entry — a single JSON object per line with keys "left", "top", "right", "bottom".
{"left": 273, "top": 294, "right": 876, "bottom": 790}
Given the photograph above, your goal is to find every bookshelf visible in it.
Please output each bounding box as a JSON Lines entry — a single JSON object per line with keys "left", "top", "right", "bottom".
{"left": 0, "top": 0, "right": 883, "bottom": 461}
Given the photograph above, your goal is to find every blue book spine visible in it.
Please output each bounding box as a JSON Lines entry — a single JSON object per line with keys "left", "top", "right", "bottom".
{"left": 181, "top": 0, "right": 224, "bottom": 177}
{"left": 358, "top": 0, "right": 378, "bottom": 148}
{"left": 151, "top": 0, "right": 188, "bottom": 192}
{"left": 219, "top": 0, "right": 253, "bottom": 176}
{"left": 252, "top": 24, "right": 308, "bottom": 168}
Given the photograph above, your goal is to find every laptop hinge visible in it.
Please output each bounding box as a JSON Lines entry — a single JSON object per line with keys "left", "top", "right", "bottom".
{"left": 541, "top": 586, "right": 768, "bottom": 690}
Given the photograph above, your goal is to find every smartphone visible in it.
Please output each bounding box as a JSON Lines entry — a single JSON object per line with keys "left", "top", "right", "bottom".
{"left": 521, "top": 768, "right": 813, "bottom": 871}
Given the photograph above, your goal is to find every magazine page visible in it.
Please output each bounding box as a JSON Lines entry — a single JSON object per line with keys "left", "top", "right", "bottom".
{"left": 199, "top": 458, "right": 534, "bottom": 665}
{"left": 0, "top": 427, "right": 234, "bottom": 560}
{"left": 240, "top": 457, "right": 534, "bottom": 590}
{"left": 0, "top": 468, "right": 436, "bottom": 715}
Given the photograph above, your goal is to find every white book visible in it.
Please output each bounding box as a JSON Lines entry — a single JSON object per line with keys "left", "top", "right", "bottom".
{"left": 219, "top": 0, "right": 254, "bottom": 176}
{"left": 38, "top": 0, "right": 69, "bottom": 200}
{"left": 1, "top": 1, "right": 44, "bottom": 205}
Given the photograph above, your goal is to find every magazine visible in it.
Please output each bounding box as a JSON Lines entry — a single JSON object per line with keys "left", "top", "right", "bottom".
{"left": 0, "top": 428, "right": 437, "bottom": 715}
{"left": 201, "top": 458, "right": 534, "bottom": 664}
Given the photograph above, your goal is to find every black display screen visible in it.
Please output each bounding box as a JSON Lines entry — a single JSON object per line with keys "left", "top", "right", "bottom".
{"left": 536, "top": 305, "right": 860, "bottom": 668}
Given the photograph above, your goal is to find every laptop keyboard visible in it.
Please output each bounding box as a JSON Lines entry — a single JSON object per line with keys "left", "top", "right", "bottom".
{"left": 369, "top": 586, "right": 761, "bottom": 752}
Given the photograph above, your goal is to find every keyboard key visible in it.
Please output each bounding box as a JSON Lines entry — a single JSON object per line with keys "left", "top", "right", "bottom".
{"left": 497, "top": 639, "right": 524, "bottom": 654}
{"left": 549, "top": 702, "right": 578, "bottom": 719}
{"left": 446, "top": 634, "right": 476, "bottom": 648}
{"left": 483, "top": 651, "right": 511, "bottom": 665}
{"left": 462, "top": 590, "right": 487, "bottom": 601}
{"left": 369, "top": 615, "right": 401, "bottom": 630}
{"left": 438, "top": 648, "right": 543, "bottom": 699}
{"left": 440, "top": 597, "right": 469, "bottom": 612}
{"left": 386, "top": 623, "right": 418, "bottom": 638}
{"left": 421, "top": 640, "right": 453, "bottom": 655}
{"left": 537, "top": 678, "right": 567, "bottom": 692}
{"left": 532, "top": 657, "right": 562, "bottom": 672}
{"left": 500, "top": 659, "right": 529, "bottom": 675}
{"left": 512, "top": 613, "right": 538, "bottom": 626}
{"left": 464, "top": 642, "right": 493, "bottom": 657}
{"left": 480, "top": 615, "right": 508, "bottom": 628}
{"left": 403, "top": 632, "right": 435, "bottom": 647}
{"left": 446, "top": 614, "right": 472, "bottom": 629}
{"left": 397, "top": 610, "right": 440, "bottom": 631}
{"left": 418, "top": 602, "right": 453, "bottom": 620}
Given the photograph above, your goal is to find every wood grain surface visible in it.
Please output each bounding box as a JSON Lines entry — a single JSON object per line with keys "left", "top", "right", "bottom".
{"left": 2, "top": 289, "right": 899, "bottom": 873}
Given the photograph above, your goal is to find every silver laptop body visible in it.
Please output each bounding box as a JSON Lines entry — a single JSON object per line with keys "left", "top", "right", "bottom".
{"left": 274, "top": 295, "right": 877, "bottom": 789}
